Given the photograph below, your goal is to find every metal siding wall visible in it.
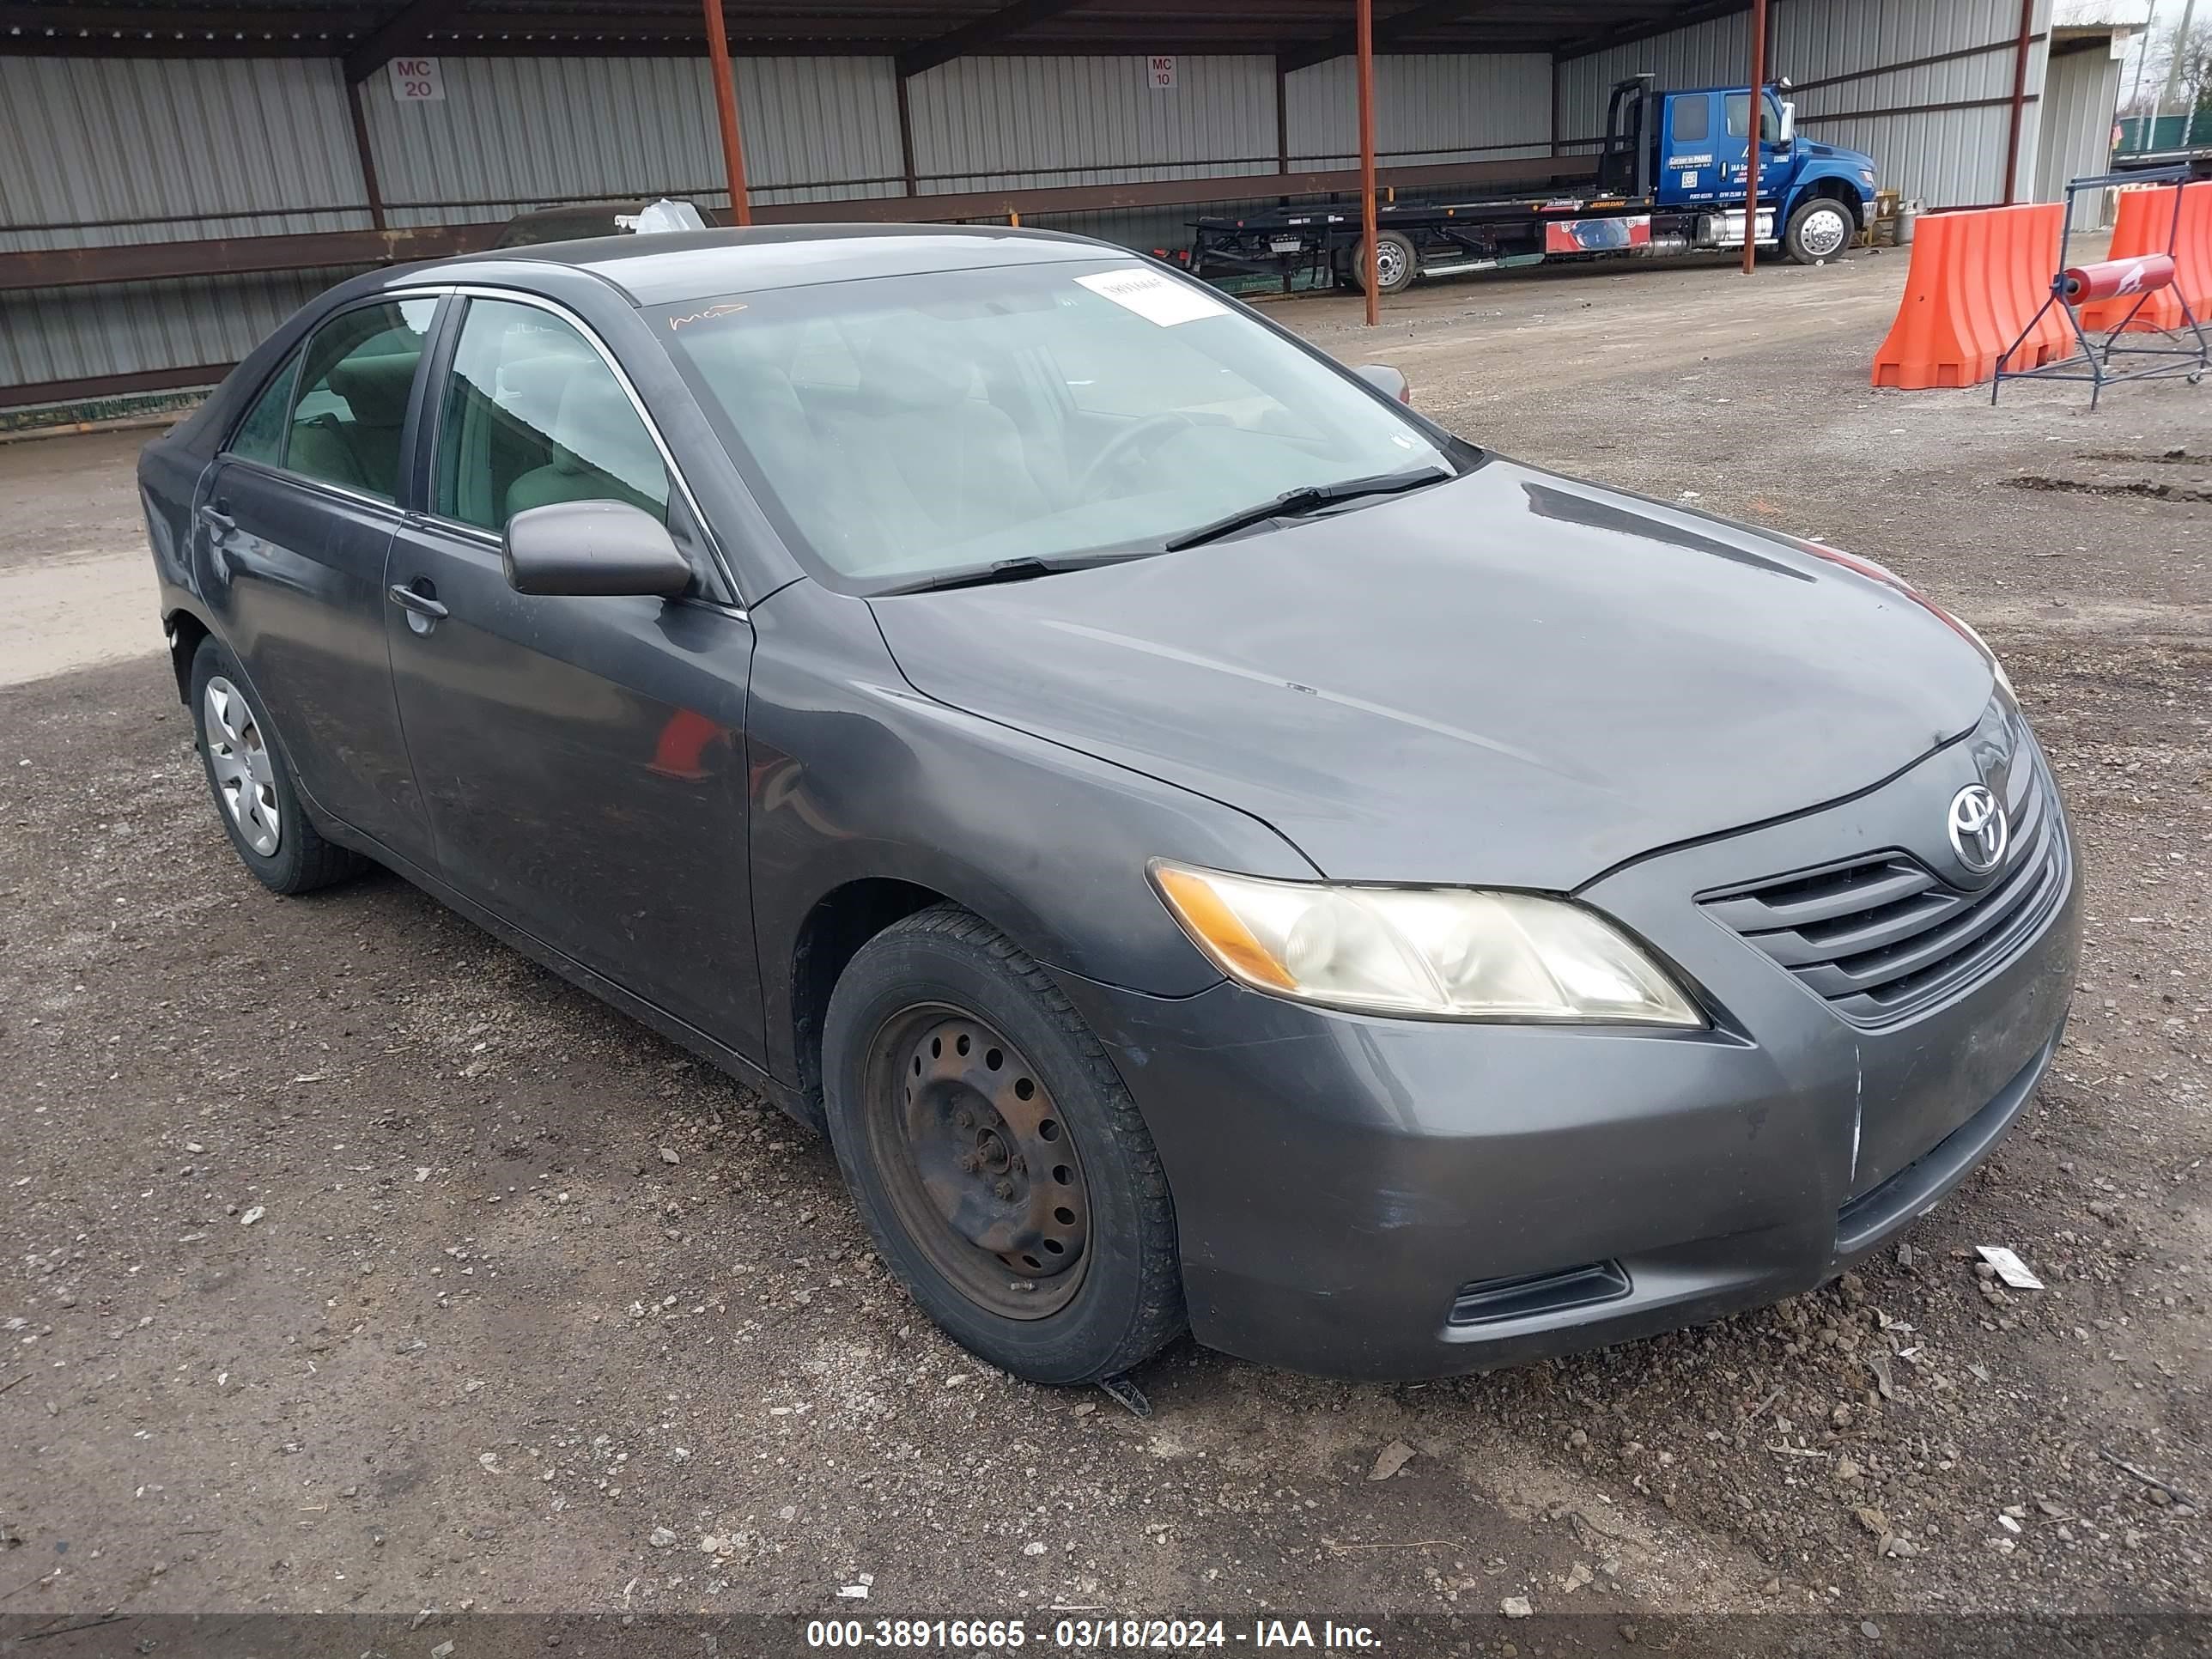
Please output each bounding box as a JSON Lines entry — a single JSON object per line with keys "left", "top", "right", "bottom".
{"left": 1, "top": 55, "right": 370, "bottom": 389}
{"left": 908, "top": 56, "right": 1278, "bottom": 192}
{"left": 1285, "top": 54, "right": 1553, "bottom": 167}
{"left": 1, "top": 270, "right": 349, "bottom": 386}
{"left": 6, "top": 44, "right": 1548, "bottom": 392}
{"left": 0, "top": 56, "right": 369, "bottom": 248}
{"left": 1556, "top": 0, "right": 2053, "bottom": 207}
{"left": 365, "top": 55, "right": 906, "bottom": 226}
{"left": 2034, "top": 42, "right": 2122, "bottom": 225}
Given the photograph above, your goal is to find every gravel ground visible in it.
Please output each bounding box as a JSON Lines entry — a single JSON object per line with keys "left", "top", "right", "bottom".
{"left": 1, "top": 246, "right": 2205, "bottom": 1646}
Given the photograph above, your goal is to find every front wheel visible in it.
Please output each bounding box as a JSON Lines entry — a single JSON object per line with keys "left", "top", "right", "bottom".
{"left": 822, "top": 904, "right": 1185, "bottom": 1384}
{"left": 1784, "top": 198, "right": 1855, "bottom": 264}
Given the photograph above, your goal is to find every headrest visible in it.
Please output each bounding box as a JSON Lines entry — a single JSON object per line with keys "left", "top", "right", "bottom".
{"left": 500, "top": 344, "right": 598, "bottom": 437}
{"left": 328, "top": 350, "right": 419, "bottom": 429}
{"left": 551, "top": 372, "right": 663, "bottom": 496}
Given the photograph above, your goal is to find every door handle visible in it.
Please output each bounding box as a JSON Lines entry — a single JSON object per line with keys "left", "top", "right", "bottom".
{"left": 198, "top": 504, "right": 235, "bottom": 535}
{"left": 387, "top": 582, "right": 448, "bottom": 622}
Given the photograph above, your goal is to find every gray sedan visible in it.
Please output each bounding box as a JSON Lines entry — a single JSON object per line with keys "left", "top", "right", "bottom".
{"left": 137, "top": 226, "right": 2078, "bottom": 1384}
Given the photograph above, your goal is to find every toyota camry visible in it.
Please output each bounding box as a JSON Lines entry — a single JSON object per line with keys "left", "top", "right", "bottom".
{"left": 138, "top": 226, "right": 2078, "bottom": 1384}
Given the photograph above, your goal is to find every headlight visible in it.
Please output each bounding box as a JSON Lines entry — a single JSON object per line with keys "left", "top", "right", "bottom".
{"left": 1151, "top": 863, "right": 1703, "bottom": 1025}
{"left": 1860, "top": 169, "right": 1877, "bottom": 185}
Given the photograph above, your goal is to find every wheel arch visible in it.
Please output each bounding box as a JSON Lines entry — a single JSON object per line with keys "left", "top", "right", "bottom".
{"left": 787, "top": 876, "right": 959, "bottom": 1121}
{"left": 164, "top": 605, "right": 213, "bottom": 705}
{"left": 1790, "top": 173, "right": 1863, "bottom": 228}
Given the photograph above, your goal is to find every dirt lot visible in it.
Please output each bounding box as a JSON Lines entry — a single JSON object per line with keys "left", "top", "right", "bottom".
{"left": 1, "top": 246, "right": 2206, "bottom": 1649}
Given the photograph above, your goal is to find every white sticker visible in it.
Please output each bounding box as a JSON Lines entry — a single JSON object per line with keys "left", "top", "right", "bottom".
{"left": 1681, "top": 170, "right": 1698, "bottom": 189}
{"left": 1074, "top": 267, "right": 1227, "bottom": 327}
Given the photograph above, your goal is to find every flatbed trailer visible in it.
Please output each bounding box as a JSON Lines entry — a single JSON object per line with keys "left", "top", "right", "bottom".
{"left": 1190, "top": 75, "right": 1875, "bottom": 295}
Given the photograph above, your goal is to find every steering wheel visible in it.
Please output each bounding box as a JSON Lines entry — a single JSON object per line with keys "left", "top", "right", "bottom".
{"left": 1076, "top": 412, "right": 1210, "bottom": 497}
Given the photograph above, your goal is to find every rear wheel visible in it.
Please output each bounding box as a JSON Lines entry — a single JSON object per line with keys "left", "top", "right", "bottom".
{"left": 188, "top": 637, "right": 365, "bottom": 895}
{"left": 822, "top": 903, "right": 1184, "bottom": 1384}
{"left": 1345, "top": 230, "right": 1419, "bottom": 296}
{"left": 1784, "top": 197, "right": 1854, "bottom": 264}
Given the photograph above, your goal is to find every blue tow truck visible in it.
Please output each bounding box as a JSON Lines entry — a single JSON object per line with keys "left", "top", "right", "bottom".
{"left": 1188, "top": 74, "right": 1881, "bottom": 295}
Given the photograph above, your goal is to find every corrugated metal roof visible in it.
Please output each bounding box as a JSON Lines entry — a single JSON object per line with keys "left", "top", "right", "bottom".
{"left": 3, "top": 0, "right": 1729, "bottom": 59}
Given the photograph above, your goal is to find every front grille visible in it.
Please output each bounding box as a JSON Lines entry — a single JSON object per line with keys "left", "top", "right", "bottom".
{"left": 1700, "top": 753, "right": 2066, "bottom": 1025}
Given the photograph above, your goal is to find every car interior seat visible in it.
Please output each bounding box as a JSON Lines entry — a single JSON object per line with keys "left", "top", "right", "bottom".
{"left": 505, "top": 368, "right": 667, "bottom": 521}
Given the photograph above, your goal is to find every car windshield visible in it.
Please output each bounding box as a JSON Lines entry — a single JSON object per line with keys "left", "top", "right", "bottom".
{"left": 653, "top": 258, "right": 1458, "bottom": 590}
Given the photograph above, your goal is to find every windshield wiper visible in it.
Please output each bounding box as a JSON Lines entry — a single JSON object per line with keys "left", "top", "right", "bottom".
{"left": 872, "top": 552, "right": 1149, "bottom": 597}
{"left": 1164, "top": 465, "right": 1453, "bottom": 552}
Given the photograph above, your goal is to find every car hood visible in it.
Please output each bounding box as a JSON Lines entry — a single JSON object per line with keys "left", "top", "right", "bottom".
{"left": 866, "top": 457, "right": 1995, "bottom": 889}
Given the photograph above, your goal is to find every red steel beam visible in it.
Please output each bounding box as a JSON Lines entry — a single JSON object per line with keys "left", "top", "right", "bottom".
{"left": 1358, "top": 0, "right": 1379, "bottom": 325}
{"left": 2002, "top": 0, "right": 2035, "bottom": 205}
{"left": 1741, "top": 0, "right": 1765, "bottom": 276}
{"left": 702, "top": 0, "right": 754, "bottom": 225}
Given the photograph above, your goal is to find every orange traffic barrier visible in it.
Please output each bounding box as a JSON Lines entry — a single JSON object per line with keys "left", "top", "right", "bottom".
{"left": 2181, "top": 179, "right": 2212, "bottom": 317}
{"left": 1871, "top": 203, "right": 2069, "bottom": 390}
{"left": 2078, "top": 185, "right": 2188, "bottom": 332}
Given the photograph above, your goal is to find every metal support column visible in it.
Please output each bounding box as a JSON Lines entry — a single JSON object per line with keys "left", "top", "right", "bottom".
{"left": 2002, "top": 0, "right": 2036, "bottom": 204}
{"left": 702, "top": 0, "right": 753, "bottom": 226}
{"left": 1357, "top": 0, "right": 1378, "bottom": 325}
{"left": 1741, "top": 0, "right": 1767, "bottom": 275}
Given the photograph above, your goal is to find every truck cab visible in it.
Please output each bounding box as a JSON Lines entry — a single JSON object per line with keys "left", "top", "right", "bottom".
{"left": 1610, "top": 76, "right": 1878, "bottom": 263}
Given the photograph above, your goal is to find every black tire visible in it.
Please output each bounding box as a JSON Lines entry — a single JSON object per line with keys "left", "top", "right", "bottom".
{"left": 1784, "top": 197, "right": 1855, "bottom": 264}
{"left": 1345, "top": 229, "right": 1419, "bottom": 296}
{"left": 822, "top": 903, "right": 1185, "bottom": 1385}
{"left": 187, "top": 636, "right": 366, "bottom": 895}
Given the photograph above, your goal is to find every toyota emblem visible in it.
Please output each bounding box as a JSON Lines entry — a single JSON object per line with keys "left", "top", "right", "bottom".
{"left": 1947, "top": 783, "right": 2008, "bottom": 875}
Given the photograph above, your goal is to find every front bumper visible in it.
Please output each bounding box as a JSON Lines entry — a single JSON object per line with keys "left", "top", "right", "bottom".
{"left": 1054, "top": 715, "right": 2081, "bottom": 1381}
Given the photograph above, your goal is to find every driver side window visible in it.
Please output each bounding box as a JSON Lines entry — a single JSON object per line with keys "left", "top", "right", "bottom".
{"left": 434, "top": 298, "right": 670, "bottom": 532}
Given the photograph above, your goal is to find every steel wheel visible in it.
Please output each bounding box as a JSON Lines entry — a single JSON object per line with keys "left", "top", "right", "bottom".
{"left": 203, "top": 675, "right": 282, "bottom": 857}
{"left": 1374, "top": 238, "right": 1408, "bottom": 290}
{"left": 862, "top": 1004, "right": 1091, "bottom": 1321}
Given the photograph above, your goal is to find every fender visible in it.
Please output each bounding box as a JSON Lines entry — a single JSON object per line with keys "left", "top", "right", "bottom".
{"left": 1782, "top": 162, "right": 1874, "bottom": 234}
{"left": 744, "top": 578, "right": 1322, "bottom": 1092}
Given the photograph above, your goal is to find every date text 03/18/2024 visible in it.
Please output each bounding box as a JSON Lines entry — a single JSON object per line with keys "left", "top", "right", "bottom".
{"left": 805, "top": 1618, "right": 1383, "bottom": 1650}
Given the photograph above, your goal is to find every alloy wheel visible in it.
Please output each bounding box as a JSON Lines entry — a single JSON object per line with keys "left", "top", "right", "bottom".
{"left": 865, "top": 1005, "right": 1091, "bottom": 1320}
{"left": 204, "top": 676, "right": 282, "bottom": 857}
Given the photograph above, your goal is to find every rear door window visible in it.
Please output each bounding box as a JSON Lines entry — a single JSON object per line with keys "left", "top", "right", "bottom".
{"left": 1670, "top": 95, "right": 1711, "bottom": 144}
{"left": 284, "top": 299, "right": 437, "bottom": 502}
{"left": 228, "top": 350, "right": 301, "bottom": 465}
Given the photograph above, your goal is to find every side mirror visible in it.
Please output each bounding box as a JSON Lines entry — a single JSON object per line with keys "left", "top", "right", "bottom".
{"left": 503, "top": 501, "right": 693, "bottom": 599}
{"left": 1778, "top": 101, "right": 1796, "bottom": 145}
{"left": 1353, "top": 362, "right": 1411, "bottom": 404}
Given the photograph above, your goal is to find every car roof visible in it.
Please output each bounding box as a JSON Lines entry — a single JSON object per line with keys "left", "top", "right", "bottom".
{"left": 428, "top": 223, "right": 1133, "bottom": 307}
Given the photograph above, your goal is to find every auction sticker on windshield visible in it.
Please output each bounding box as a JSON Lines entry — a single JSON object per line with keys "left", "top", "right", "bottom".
{"left": 1075, "top": 266, "right": 1228, "bottom": 325}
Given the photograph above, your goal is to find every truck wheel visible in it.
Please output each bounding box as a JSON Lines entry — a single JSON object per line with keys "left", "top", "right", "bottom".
{"left": 1346, "top": 231, "right": 1419, "bottom": 295}
{"left": 822, "top": 902, "right": 1186, "bottom": 1385}
{"left": 1784, "top": 198, "right": 1854, "bottom": 264}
